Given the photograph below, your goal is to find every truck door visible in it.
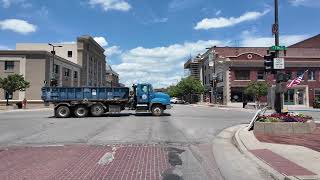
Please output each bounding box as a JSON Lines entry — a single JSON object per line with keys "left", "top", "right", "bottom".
{"left": 137, "top": 84, "right": 149, "bottom": 104}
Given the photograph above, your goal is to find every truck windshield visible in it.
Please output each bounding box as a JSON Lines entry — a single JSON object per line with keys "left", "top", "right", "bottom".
{"left": 149, "top": 85, "right": 154, "bottom": 93}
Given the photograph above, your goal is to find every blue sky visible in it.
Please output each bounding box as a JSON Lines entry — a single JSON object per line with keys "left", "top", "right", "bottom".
{"left": 1, "top": 0, "right": 320, "bottom": 87}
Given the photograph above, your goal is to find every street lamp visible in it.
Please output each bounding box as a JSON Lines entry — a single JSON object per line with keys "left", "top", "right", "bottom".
{"left": 48, "top": 43, "right": 63, "bottom": 86}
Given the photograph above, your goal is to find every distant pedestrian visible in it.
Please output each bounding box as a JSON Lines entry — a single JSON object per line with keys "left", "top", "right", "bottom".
{"left": 22, "top": 98, "right": 27, "bottom": 109}
{"left": 243, "top": 96, "right": 247, "bottom": 108}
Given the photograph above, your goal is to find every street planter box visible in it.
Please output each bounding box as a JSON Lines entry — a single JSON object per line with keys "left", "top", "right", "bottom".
{"left": 254, "top": 120, "right": 316, "bottom": 135}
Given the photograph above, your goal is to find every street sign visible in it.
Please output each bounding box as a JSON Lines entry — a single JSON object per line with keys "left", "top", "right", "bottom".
{"left": 269, "top": 46, "right": 287, "bottom": 51}
{"left": 212, "top": 74, "right": 217, "bottom": 80}
{"left": 273, "top": 58, "right": 285, "bottom": 70}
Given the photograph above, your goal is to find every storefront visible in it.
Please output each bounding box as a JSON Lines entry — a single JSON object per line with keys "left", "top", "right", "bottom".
{"left": 284, "top": 87, "right": 307, "bottom": 106}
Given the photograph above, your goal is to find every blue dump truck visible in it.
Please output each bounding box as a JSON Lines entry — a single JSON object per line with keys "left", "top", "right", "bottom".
{"left": 41, "top": 83, "right": 171, "bottom": 118}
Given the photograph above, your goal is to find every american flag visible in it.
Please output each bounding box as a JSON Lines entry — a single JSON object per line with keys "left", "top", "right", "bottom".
{"left": 286, "top": 70, "right": 308, "bottom": 88}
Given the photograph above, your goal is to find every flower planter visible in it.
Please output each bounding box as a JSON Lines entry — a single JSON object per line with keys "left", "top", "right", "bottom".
{"left": 254, "top": 120, "right": 316, "bottom": 135}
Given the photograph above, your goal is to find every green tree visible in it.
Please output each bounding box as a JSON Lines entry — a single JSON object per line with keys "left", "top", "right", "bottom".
{"left": 0, "top": 74, "right": 30, "bottom": 106}
{"left": 244, "top": 81, "right": 269, "bottom": 108}
{"left": 175, "top": 76, "right": 204, "bottom": 102}
{"left": 167, "top": 85, "right": 182, "bottom": 98}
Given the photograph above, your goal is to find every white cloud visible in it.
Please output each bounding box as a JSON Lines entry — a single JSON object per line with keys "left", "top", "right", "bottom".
{"left": 215, "top": 10, "right": 221, "bottom": 16}
{"left": 152, "top": 17, "right": 168, "bottom": 23}
{"left": 0, "top": 45, "right": 10, "bottom": 50}
{"left": 105, "top": 46, "right": 122, "bottom": 57}
{"left": 94, "top": 36, "right": 108, "bottom": 47}
{"left": 195, "top": 9, "right": 270, "bottom": 30}
{"left": 1, "top": 0, "right": 10, "bottom": 8}
{"left": 88, "top": 0, "right": 131, "bottom": 12}
{"left": 240, "top": 31, "right": 309, "bottom": 47}
{"left": 0, "top": 19, "right": 37, "bottom": 34}
{"left": 289, "top": 0, "right": 320, "bottom": 7}
{"left": 60, "top": 41, "right": 76, "bottom": 44}
{"left": 1, "top": 0, "right": 31, "bottom": 8}
{"left": 113, "top": 39, "right": 229, "bottom": 88}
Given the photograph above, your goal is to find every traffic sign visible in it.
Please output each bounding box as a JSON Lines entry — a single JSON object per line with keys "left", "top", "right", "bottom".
{"left": 273, "top": 58, "right": 285, "bottom": 70}
{"left": 269, "top": 46, "right": 287, "bottom": 51}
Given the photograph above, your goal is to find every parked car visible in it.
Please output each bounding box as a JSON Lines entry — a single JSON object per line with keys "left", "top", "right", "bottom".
{"left": 170, "top": 97, "right": 185, "bottom": 104}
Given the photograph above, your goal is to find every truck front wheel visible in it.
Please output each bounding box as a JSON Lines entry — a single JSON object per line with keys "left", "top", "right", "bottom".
{"left": 55, "top": 105, "right": 70, "bottom": 118}
{"left": 90, "top": 104, "right": 105, "bottom": 117}
{"left": 74, "top": 105, "right": 88, "bottom": 118}
{"left": 151, "top": 105, "right": 164, "bottom": 116}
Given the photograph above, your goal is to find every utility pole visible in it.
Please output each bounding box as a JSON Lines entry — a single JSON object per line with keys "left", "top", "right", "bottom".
{"left": 207, "top": 47, "right": 217, "bottom": 104}
{"left": 274, "top": 0, "right": 282, "bottom": 113}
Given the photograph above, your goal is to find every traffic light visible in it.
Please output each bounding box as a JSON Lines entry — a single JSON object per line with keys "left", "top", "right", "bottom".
{"left": 210, "top": 80, "right": 214, "bottom": 87}
{"left": 264, "top": 52, "right": 276, "bottom": 73}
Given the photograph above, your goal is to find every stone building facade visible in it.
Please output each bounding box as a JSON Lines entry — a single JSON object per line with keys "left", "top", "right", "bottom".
{"left": 0, "top": 51, "right": 81, "bottom": 102}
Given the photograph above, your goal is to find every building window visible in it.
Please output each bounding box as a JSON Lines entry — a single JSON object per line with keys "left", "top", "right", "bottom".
{"left": 54, "top": 64, "right": 59, "bottom": 74}
{"left": 297, "top": 70, "right": 305, "bottom": 79}
{"left": 257, "top": 71, "right": 265, "bottom": 80}
{"left": 315, "top": 89, "right": 320, "bottom": 102}
{"left": 74, "top": 71, "right": 78, "bottom": 79}
{"left": 204, "top": 76, "right": 207, "bottom": 84}
{"left": 235, "top": 70, "right": 250, "bottom": 80}
{"left": 68, "top": 51, "right": 72, "bottom": 57}
{"left": 308, "top": 70, "right": 316, "bottom": 81}
{"left": 5, "top": 91, "right": 13, "bottom": 100}
{"left": 217, "top": 72, "right": 224, "bottom": 82}
{"left": 64, "top": 69, "right": 70, "bottom": 77}
{"left": 4, "top": 61, "right": 14, "bottom": 71}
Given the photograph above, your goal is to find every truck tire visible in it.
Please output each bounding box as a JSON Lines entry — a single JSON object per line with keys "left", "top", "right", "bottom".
{"left": 74, "top": 105, "right": 88, "bottom": 118}
{"left": 55, "top": 105, "right": 70, "bottom": 118}
{"left": 90, "top": 104, "right": 105, "bottom": 117}
{"left": 151, "top": 104, "right": 164, "bottom": 116}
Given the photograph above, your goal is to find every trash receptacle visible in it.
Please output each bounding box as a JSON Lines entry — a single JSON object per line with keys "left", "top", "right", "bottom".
{"left": 16, "top": 102, "right": 23, "bottom": 109}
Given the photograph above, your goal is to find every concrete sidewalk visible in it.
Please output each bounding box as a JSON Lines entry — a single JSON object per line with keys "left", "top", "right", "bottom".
{"left": 212, "top": 125, "right": 274, "bottom": 180}
{"left": 235, "top": 125, "right": 320, "bottom": 180}
{"left": 190, "top": 103, "right": 257, "bottom": 113}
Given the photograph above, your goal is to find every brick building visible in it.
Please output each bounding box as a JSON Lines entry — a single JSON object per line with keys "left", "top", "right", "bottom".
{"left": 106, "top": 64, "right": 119, "bottom": 87}
{"left": 185, "top": 34, "right": 320, "bottom": 107}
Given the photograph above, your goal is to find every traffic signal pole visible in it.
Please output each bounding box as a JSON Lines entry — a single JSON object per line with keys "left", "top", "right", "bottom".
{"left": 274, "top": 0, "right": 283, "bottom": 113}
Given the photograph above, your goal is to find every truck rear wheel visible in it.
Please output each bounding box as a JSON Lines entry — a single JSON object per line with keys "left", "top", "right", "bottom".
{"left": 151, "top": 104, "right": 164, "bottom": 116}
{"left": 90, "top": 104, "right": 105, "bottom": 117}
{"left": 55, "top": 105, "right": 70, "bottom": 118}
{"left": 74, "top": 105, "right": 88, "bottom": 118}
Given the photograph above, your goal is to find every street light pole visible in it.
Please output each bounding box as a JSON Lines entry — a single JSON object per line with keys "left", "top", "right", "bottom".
{"left": 48, "top": 43, "right": 63, "bottom": 87}
{"left": 206, "top": 47, "right": 217, "bottom": 104}
{"left": 274, "top": 0, "right": 282, "bottom": 113}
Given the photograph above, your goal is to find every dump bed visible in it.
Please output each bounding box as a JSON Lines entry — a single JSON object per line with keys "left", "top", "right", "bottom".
{"left": 41, "top": 87, "right": 130, "bottom": 102}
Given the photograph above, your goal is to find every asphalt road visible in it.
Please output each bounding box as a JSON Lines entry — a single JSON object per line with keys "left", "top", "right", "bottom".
{"left": 0, "top": 105, "right": 255, "bottom": 180}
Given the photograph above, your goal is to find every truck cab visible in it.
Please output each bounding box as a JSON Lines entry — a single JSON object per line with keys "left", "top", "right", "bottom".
{"left": 133, "top": 83, "right": 171, "bottom": 116}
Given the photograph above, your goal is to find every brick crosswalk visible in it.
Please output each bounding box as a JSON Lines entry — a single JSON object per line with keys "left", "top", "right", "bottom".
{"left": 0, "top": 144, "right": 170, "bottom": 180}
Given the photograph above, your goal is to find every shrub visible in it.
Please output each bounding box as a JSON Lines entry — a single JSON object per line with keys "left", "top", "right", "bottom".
{"left": 256, "top": 113, "right": 311, "bottom": 123}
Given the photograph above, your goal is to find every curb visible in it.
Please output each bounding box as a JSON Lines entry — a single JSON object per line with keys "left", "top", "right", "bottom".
{"left": 233, "top": 125, "right": 285, "bottom": 180}
{"left": 212, "top": 125, "right": 273, "bottom": 180}
{"left": 0, "top": 108, "right": 52, "bottom": 114}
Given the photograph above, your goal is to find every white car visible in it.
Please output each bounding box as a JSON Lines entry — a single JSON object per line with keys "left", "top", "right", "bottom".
{"left": 170, "top": 97, "right": 185, "bottom": 104}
